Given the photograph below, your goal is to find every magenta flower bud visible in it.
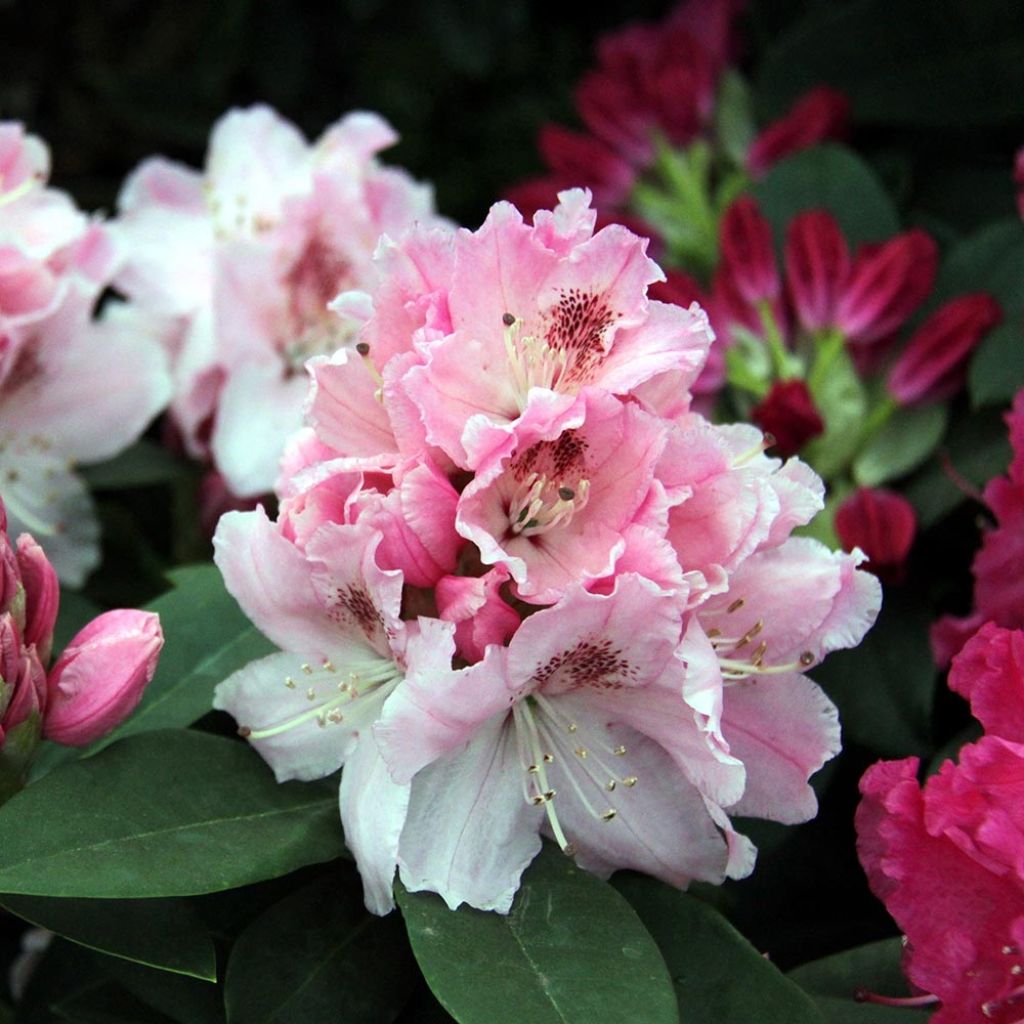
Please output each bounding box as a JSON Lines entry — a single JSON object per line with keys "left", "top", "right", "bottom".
{"left": 751, "top": 379, "right": 825, "bottom": 457}
{"left": 0, "top": 613, "right": 22, "bottom": 694}
{"left": 42, "top": 610, "right": 163, "bottom": 747}
{"left": 719, "top": 196, "right": 779, "bottom": 306}
{"left": 0, "top": 532, "right": 23, "bottom": 626}
{"left": 747, "top": 87, "right": 851, "bottom": 177}
{"left": 835, "top": 230, "right": 938, "bottom": 345}
{"left": 15, "top": 535, "right": 59, "bottom": 664}
{"left": 784, "top": 210, "right": 850, "bottom": 332}
{"left": 888, "top": 294, "right": 1002, "bottom": 406}
{"left": 2, "top": 645, "right": 47, "bottom": 738}
{"left": 835, "top": 488, "right": 917, "bottom": 585}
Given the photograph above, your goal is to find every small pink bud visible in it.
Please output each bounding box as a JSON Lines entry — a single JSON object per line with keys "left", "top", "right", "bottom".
{"left": 436, "top": 569, "right": 520, "bottom": 665}
{"left": 784, "top": 210, "right": 850, "bottom": 332}
{"left": 0, "top": 533, "right": 23, "bottom": 627}
{"left": 835, "top": 488, "right": 917, "bottom": 585}
{"left": 751, "top": 379, "right": 825, "bottom": 457}
{"left": 2, "top": 646, "right": 47, "bottom": 737}
{"left": 43, "top": 610, "right": 163, "bottom": 747}
{"left": 887, "top": 294, "right": 1002, "bottom": 405}
{"left": 747, "top": 86, "right": 851, "bottom": 177}
{"left": 0, "top": 613, "right": 22, "bottom": 693}
{"left": 719, "top": 196, "right": 779, "bottom": 306}
{"left": 835, "top": 230, "right": 938, "bottom": 345}
{"left": 15, "top": 535, "right": 59, "bottom": 664}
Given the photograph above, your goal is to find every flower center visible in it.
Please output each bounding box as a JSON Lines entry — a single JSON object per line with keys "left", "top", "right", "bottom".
{"left": 512, "top": 694, "right": 638, "bottom": 857}
{"left": 507, "top": 472, "right": 590, "bottom": 538}
{"left": 702, "top": 598, "right": 816, "bottom": 682}
{"left": 238, "top": 655, "right": 403, "bottom": 740}
{"left": 502, "top": 314, "right": 572, "bottom": 411}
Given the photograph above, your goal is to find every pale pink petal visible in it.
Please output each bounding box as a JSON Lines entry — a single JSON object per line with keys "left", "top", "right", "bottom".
{"left": 398, "top": 715, "right": 543, "bottom": 913}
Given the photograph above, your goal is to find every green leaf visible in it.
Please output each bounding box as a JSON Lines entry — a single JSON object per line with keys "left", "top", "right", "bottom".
{"left": 615, "top": 875, "right": 824, "bottom": 1024}
{"left": 0, "top": 730, "right": 344, "bottom": 898}
{"left": 53, "top": 590, "right": 104, "bottom": 654}
{"left": 970, "top": 323, "right": 1024, "bottom": 409}
{"left": 225, "top": 873, "right": 416, "bottom": 1024}
{"left": 803, "top": 345, "right": 869, "bottom": 479}
{"left": 102, "top": 959, "right": 225, "bottom": 1024}
{"left": 852, "top": 404, "right": 949, "bottom": 487}
{"left": 812, "top": 591, "right": 935, "bottom": 758}
{"left": 753, "top": 145, "right": 899, "bottom": 247}
{"left": 788, "top": 939, "right": 923, "bottom": 1022}
{"left": 757, "top": 0, "right": 1024, "bottom": 127}
{"left": 91, "top": 564, "right": 275, "bottom": 754}
{"left": 903, "top": 407, "right": 1012, "bottom": 526}
{"left": 0, "top": 894, "right": 216, "bottom": 981}
{"left": 932, "top": 219, "right": 1024, "bottom": 319}
{"left": 80, "top": 440, "right": 190, "bottom": 491}
{"left": 53, "top": 982, "right": 178, "bottom": 1024}
{"left": 715, "top": 71, "right": 756, "bottom": 167}
{"left": 397, "top": 844, "right": 679, "bottom": 1024}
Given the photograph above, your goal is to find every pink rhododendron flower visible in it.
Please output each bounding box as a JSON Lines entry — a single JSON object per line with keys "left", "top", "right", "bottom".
{"left": 857, "top": 624, "right": 1024, "bottom": 1023}
{"left": 214, "top": 190, "right": 880, "bottom": 915}
{"left": 932, "top": 390, "right": 1024, "bottom": 665}
{"left": 113, "top": 105, "right": 444, "bottom": 498}
{"left": 835, "top": 487, "right": 917, "bottom": 585}
{"left": 0, "top": 122, "right": 172, "bottom": 583}
{"left": 0, "top": 496, "right": 164, "bottom": 792}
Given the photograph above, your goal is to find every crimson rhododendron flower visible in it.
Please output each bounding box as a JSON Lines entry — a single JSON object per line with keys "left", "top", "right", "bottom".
{"left": 213, "top": 190, "right": 880, "bottom": 914}
{"left": 746, "top": 88, "right": 851, "bottom": 178}
{"left": 835, "top": 488, "right": 917, "bottom": 585}
{"left": 857, "top": 624, "right": 1024, "bottom": 1023}
{"left": 751, "top": 380, "right": 825, "bottom": 457}
{"left": 113, "top": 105, "right": 445, "bottom": 499}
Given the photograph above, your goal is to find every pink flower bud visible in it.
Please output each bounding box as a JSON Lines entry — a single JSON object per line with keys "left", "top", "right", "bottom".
{"left": 0, "top": 532, "right": 23, "bottom": 626}
{"left": 747, "top": 87, "right": 851, "bottom": 178}
{"left": 835, "top": 488, "right": 917, "bottom": 585}
{"left": 42, "top": 610, "right": 163, "bottom": 747}
{"left": 887, "top": 294, "right": 1002, "bottom": 406}
{"left": 751, "top": 379, "right": 825, "bottom": 457}
{"left": 784, "top": 210, "right": 850, "bottom": 332}
{"left": 0, "top": 613, "right": 22, "bottom": 694}
{"left": 835, "top": 230, "right": 938, "bottom": 345}
{"left": 15, "top": 535, "right": 58, "bottom": 664}
{"left": 2, "top": 645, "right": 46, "bottom": 738}
{"left": 719, "top": 197, "right": 779, "bottom": 306}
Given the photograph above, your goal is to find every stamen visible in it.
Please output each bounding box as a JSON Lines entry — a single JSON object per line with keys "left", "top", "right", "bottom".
{"left": 507, "top": 473, "right": 590, "bottom": 538}
{"left": 727, "top": 598, "right": 745, "bottom": 613}
{"left": 854, "top": 990, "right": 939, "bottom": 1009}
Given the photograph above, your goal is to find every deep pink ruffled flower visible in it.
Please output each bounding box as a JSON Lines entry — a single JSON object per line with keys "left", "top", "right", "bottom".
{"left": 784, "top": 210, "right": 850, "bottom": 333}
{"left": 114, "top": 106, "right": 443, "bottom": 498}
{"left": 835, "top": 487, "right": 917, "bottom": 585}
{"left": 747, "top": 87, "right": 851, "bottom": 178}
{"left": 888, "top": 294, "right": 1001, "bottom": 405}
{"left": 0, "top": 123, "right": 172, "bottom": 583}
{"left": 835, "top": 230, "right": 938, "bottom": 347}
{"left": 932, "top": 391, "right": 1024, "bottom": 665}
{"left": 719, "top": 197, "right": 779, "bottom": 306}
{"left": 751, "top": 380, "right": 825, "bottom": 457}
{"left": 857, "top": 625, "right": 1024, "bottom": 1023}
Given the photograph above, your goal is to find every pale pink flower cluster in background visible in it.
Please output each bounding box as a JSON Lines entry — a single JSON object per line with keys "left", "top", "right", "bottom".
{"left": 113, "top": 105, "right": 445, "bottom": 500}
{"left": 0, "top": 495, "right": 163, "bottom": 783}
{"left": 213, "top": 190, "right": 880, "bottom": 915}
{"left": 0, "top": 123, "right": 172, "bottom": 584}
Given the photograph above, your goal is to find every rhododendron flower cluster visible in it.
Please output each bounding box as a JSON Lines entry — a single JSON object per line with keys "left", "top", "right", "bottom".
{"left": 676, "top": 196, "right": 1000, "bottom": 488}
{"left": 113, "top": 105, "right": 445, "bottom": 501}
{"left": 0, "top": 495, "right": 164, "bottom": 801}
{"left": 857, "top": 623, "right": 1024, "bottom": 1023}
{"left": 213, "top": 190, "right": 880, "bottom": 915}
{"left": 507, "top": 0, "right": 849, "bottom": 273}
{"left": 932, "top": 390, "right": 1024, "bottom": 665}
{"left": 0, "top": 123, "right": 172, "bottom": 584}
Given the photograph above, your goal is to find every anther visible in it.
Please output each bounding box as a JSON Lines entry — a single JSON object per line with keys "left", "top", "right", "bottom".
{"left": 727, "top": 598, "right": 745, "bottom": 613}
{"left": 238, "top": 726, "right": 252, "bottom": 738}
{"left": 605, "top": 781, "right": 616, "bottom": 792}
{"left": 323, "top": 659, "right": 336, "bottom": 672}
{"left": 528, "top": 764, "right": 539, "bottom": 774}
{"left": 751, "top": 641, "right": 768, "bottom": 667}
{"left": 574, "top": 748, "right": 588, "bottom": 758}
{"left": 563, "top": 843, "right": 577, "bottom": 857}
{"left": 502, "top": 312, "right": 516, "bottom": 326}
{"left": 601, "top": 809, "right": 617, "bottom": 821}
{"left": 284, "top": 676, "right": 296, "bottom": 688}
{"left": 544, "top": 790, "right": 556, "bottom": 801}
{"left": 613, "top": 745, "right": 627, "bottom": 756}
{"left": 301, "top": 663, "right": 313, "bottom": 674}
{"left": 568, "top": 723, "right": 578, "bottom": 733}
{"left": 326, "top": 709, "right": 344, "bottom": 724}
{"left": 306, "top": 687, "right": 316, "bottom": 701}
{"left": 622, "top": 776, "right": 637, "bottom": 787}
{"left": 558, "top": 486, "right": 575, "bottom": 501}
{"left": 356, "top": 342, "right": 370, "bottom": 356}
{"left": 799, "top": 651, "right": 815, "bottom": 667}
{"left": 542, "top": 753, "right": 554, "bottom": 763}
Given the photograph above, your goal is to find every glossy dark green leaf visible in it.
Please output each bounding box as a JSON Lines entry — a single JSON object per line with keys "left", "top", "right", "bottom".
{"left": 0, "top": 730, "right": 343, "bottom": 898}
{"left": 803, "top": 345, "right": 869, "bottom": 479}
{"left": 80, "top": 441, "right": 189, "bottom": 491}
{"left": 225, "top": 872, "right": 415, "bottom": 1023}
{"left": 757, "top": 0, "right": 1024, "bottom": 127}
{"left": 102, "top": 959, "right": 224, "bottom": 1024}
{"left": 91, "top": 565, "right": 275, "bottom": 754}
{"left": 853, "top": 404, "right": 948, "bottom": 487}
{"left": 0, "top": 894, "right": 215, "bottom": 981}
{"left": 812, "top": 592, "right": 935, "bottom": 758}
{"left": 397, "top": 845, "right": 678, "bottom": 1024}
{"left": 903, "top": 407, "right": 1012, "bottom": 526}
{"left": 788, "top": 939, "right": 923, "bottom": 1022}
{"left": 970, "top": 323, "right": 1024, "bottom": 409}
{"left": 753, "top": 144, "right": 899, "bottom": 247}
{"left": 615, "top": 875, "right": 824, "bottom": 1023}
{"left": 932, "top": 219, "right": 1024, "bottom": 318}
{"left": 52, "top": 982, "right": 177, "bottom": 1024}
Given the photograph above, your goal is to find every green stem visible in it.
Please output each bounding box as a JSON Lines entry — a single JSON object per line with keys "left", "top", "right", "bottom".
{"left": 858, "top": 394, "right": 898, "bottom": 448}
